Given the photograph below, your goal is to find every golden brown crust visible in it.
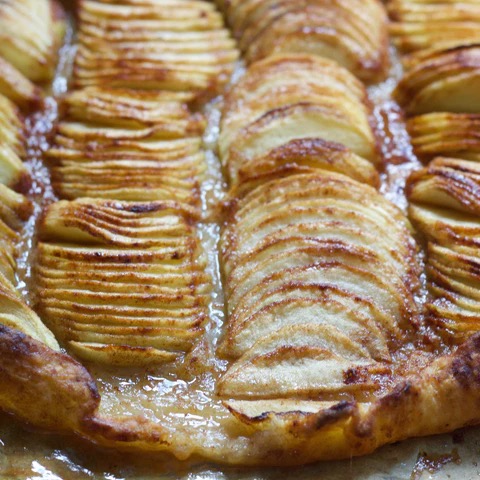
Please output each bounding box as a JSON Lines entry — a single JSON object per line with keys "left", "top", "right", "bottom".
{"left": 0, "top": 325, "right": 97, "bottom": 432}
{"left": 5, "top": 320, "right": 480, "bottom": 465}
{"left": 0, "top": 324, "right": 174, "bottom": 452}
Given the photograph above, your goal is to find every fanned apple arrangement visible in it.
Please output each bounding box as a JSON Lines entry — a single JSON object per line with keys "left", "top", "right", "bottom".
{"left": 1, "top": 0, "right": 480, "bottom": 468}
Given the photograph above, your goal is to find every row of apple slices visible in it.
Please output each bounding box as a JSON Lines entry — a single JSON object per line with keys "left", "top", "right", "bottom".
{"left": 48, "top": 87, "right": 207, "bottom": 205}
{"left": 219, "top": 54, "right": 380, "bottom": 190}
{"left": 74, "top": 0, "right": 239, "bottom": 97}
{"left": 216, "top": 0, "right": 390, "bottom": 83}
{"left": 218, "top": 171, "right": 420, "bottom": 400}
{"left": 33, "top": 198, "right": 211, "bottom": 366}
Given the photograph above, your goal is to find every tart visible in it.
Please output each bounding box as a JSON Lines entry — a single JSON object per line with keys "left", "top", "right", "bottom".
{"left": 3, "top": 0, "right": 480, "bottom": 475}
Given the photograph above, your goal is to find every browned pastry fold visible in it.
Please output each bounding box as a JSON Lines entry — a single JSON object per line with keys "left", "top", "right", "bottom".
{"left": 218, "top": 0, "right": 389, "bottom": 82}
{"left": 408, "top": 157, "right": 480, "bottom": 343}
{"left": 0, "top": 325, "right": 167, "bottom": 446}
{"left": 47, "top": 87, "right": 206, "bottom": 205}
{"left": 5, "top": 314, "right": 480, "bottom": 466}
{"left": 34, "top": 198, "right": 211, "bottom": 366}
{"left": 219, "top": 54, "right": 379, "bottom": 188}
{"left": 0, "top": 0, "right": 65, "bottom": 83}
{"left": 394, "top": 45, "right": 480, "bottom": 116}
{"left": 407, "top": 113, "right": 480, "bottom": 162}
{"left": 74, "top": 0, "right": 239, "bottom": 98}
{"left": 388, "top": 0, "right": 480, "bottom": 61}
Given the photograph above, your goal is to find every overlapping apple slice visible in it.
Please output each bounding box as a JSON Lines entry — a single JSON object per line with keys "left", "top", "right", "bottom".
{"left": 74, "top": 0, "right": 239, "bottom": 97}
{"left": 389, "top": 0, "right": 480, "bottom": 59}
{"left": 0, "top": 58, "right": 42, "bottom": 111}
{"left": 219, "top": 54, "right": 379, "bottom": 187}
{"left": 0, "top": 0, "right": 65, "bottom": 83}
{"left": 408, "top": 157, "right": 480, "bottom": 342}
{"left": 0, "top": 173, "right": 56, "bottom": 350}
{"left": 0, "top": 94, "right": 31, "bottom": 191}
{"left": 394, "top": 45, "right": 480, "bottom": 115}
{"left": 47, "top": 87, "right": 206, "bottom": 205}
{"left": 219, "top": 172, "right": 420, "bottom": 409}
{"left": 34, "top": 198, "right": 211, "bottom": 366}
{"left": 407, "top": 113, "right": 480, "bottom": 161}
{"left": 217, "top": 0, "right": 389, "bottom": 82}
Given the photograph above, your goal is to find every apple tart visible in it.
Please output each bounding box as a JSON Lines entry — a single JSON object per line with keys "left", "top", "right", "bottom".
{"left": 219, "top": 54, "right": 379, "bottom": 188}
{"left": 6, "top": 0, "right": 480, "bottom": 472}
{"left": 216, "top": 0, "right": 389, "bottom": 82}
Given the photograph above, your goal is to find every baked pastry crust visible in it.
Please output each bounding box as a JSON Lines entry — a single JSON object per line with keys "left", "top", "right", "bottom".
{"left": 5, "top": 0, "right": 480, "bottom": 471}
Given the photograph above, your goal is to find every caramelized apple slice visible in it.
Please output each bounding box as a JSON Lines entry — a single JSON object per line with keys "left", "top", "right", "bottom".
{"left": 218, "top": 324, "right": 381, "bottom": 398}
